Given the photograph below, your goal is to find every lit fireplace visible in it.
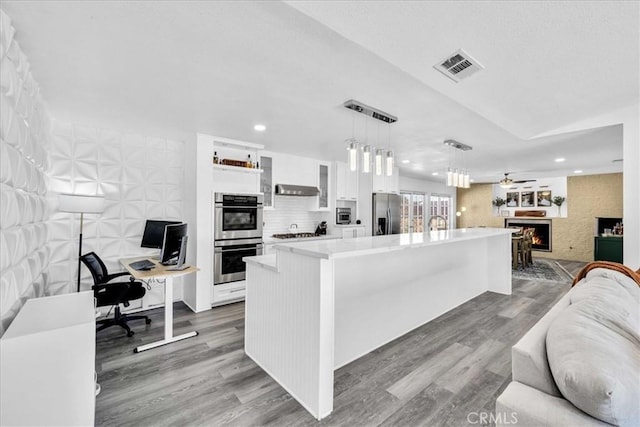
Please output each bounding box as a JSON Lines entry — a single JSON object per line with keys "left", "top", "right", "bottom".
{"left": 505, "top": 219, "right": 552, "bottom": 252}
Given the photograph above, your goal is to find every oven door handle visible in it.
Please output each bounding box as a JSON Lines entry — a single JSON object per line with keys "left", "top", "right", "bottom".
{"left": 214, "top": 246, "right": 263, "bottom": 253}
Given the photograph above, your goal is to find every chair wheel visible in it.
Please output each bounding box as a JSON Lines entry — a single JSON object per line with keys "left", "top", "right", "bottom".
{"left": 127, "top": 331, "right": 135, "bottom": 337}
{"left": 145, "top": 318, "right": 152, "bottom": 324}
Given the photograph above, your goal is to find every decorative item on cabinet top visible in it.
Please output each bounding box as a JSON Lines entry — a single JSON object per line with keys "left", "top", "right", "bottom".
{"left": 209, "top": 134, "right": 264, "bottom": 173}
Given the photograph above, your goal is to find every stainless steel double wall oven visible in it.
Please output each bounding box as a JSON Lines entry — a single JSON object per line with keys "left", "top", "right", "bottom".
{"left": 213, "top": 193, "right": 263, "bottom": 284}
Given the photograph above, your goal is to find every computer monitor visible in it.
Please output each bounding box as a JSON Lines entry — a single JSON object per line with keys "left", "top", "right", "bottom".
{"left": 160, "top": 223, "right": 188, "bottom": 266}
{"left": 141, "top": 220, "right": 181, "bottom": 249}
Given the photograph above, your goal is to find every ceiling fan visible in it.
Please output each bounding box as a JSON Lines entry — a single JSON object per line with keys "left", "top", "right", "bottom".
{"left": 494, "top": 173, "right": 536, "bottom": 188}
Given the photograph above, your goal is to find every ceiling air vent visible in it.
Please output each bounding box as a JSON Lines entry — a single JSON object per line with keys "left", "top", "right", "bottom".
{"left": 434, "top": 49, "right": 484, "bottom": 83}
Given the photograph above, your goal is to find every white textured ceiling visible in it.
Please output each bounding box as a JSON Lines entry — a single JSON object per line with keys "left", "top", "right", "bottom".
{"left": 2, "top": 1, "right": 637, "bottom": 183}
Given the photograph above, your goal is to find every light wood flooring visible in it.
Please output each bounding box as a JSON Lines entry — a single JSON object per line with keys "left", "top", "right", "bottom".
{"left": 95, "top": 259, "right": 586, "bottom": 426}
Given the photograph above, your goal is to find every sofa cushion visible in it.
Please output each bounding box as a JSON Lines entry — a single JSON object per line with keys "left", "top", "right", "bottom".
{"left": 511, "top": 292, "right": 570, "bottom": 397}
{"left": 546, "top": 298, "right": 640, "bottom": 426}
{"left": 585, "top": 268, "right": 640, "bottom": 304}
{"left": 496, "top": 382, "right": 611, "bottom": 427}
{"left": 570, "top": 277, "right": 640, "bottom": 343}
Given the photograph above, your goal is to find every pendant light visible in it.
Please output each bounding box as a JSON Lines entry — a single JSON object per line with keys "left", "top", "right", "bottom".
{"left": 342, "top": 100, "right": 398, "bottom": 175}
{"left": 375, "top": 149, "right": 384, "bottom": 176}
{"left": 444, "top": 139, "right": 473, "bottom": 188}
{"left": 347, "top": 140, "right": 358, "bottom": 171}
{"left": 346, "top": 109, "right": 358, "bottom": 171}
{"left": 386, "top": 123, "right": 394, "bottom": 176}
{"left": 362, "top": 145, "right": 371, "bottom": 173}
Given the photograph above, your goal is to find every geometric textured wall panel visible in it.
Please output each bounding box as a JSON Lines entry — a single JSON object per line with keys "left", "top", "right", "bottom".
{"left": 0, "top": 10, "right": 52, "bottom": 335}
{"left": 48, "top": 120, "right": 185, "bottom": 296}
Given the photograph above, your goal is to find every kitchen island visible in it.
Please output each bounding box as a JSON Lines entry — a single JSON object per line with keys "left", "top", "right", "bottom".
{"left": 243, "top": 228, "right": 513, "bottom": 420}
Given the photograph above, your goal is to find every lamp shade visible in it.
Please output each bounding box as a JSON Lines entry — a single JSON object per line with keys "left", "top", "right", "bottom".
{"left": 58, "top": 194, "right": 105, "bottom": 214}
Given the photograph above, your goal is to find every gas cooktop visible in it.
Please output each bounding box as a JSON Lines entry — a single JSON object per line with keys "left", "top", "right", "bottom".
{"left": 272, "top": 232, "right": 321, "bottom": 239}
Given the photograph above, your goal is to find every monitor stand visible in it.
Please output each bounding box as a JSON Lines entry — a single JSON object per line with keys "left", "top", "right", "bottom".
{"left": 166, "top": 236, "right": 189, "bottom": 271}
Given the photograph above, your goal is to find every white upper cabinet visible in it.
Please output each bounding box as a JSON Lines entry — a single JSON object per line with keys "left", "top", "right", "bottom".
{"left": 270, "top": 152, "right": 317, "bottom": 188}
{"left": 335, "top": 161, "right": 358, "bottom": 201}
{"left": 314, "top": 161, "right": 331, "bottom": 211}
{"left": 372, "top": 167, "right": 399, "bottom": 194}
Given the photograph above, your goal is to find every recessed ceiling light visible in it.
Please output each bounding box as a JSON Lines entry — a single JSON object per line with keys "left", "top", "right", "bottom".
{"left": 401, "top": 159, "right": 410, "bottom": 164}
{"left": 554, "top": 157, "right": 565, "bottom": 162}
{"left": 574, "top": 170, "right": 583, "bottom": 174}
{"left": 254, "top": 124, "right": 266, "bottom": 131}
{"left": 432, "top": 172, "right": 439, "bottom": 176}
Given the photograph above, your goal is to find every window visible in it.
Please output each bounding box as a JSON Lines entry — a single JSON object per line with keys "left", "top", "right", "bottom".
{"left": 400, "top": 192, "right": 426, "bottom": 233}
{"left": 429, "top": 194, "right": 452, "bottom": 230}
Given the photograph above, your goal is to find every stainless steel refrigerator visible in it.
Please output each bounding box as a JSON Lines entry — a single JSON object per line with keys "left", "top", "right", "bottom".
{"left": 372, "top": 193, "right": 402, "bottom": 235}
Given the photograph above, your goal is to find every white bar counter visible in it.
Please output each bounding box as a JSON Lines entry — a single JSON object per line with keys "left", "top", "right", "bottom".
{"left": 244, "top": 228, "right": 513, "bottom": 420}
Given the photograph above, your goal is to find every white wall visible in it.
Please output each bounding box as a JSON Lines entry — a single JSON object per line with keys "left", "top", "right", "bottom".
{"left": 533, "top": 104, "right": 639, "bottom": 268}
{"left": 47, "top": 122, "right": 186, "bottom": 298}
{"left": 0, "top": 10, "right": 52, "bottom": 334}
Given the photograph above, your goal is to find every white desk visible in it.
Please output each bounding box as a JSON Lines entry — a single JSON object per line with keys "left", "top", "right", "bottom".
{"left": 120, "top": 257, "right": 199, "bottom": 353}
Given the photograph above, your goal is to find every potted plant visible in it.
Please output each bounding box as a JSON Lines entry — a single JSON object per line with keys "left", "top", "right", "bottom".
{"left": 492, "top": 196, "right": 506, "bottom": 214}
{"left": 552, "top": 196, "right": 566, "bottom": 215}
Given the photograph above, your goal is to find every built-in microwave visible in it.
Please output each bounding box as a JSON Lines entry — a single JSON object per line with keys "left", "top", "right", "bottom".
{"left": 336, "top": 207, "right": 352, "bottom": 224}
{"left": 214, "top": 193, "right": 263, "bottom": 240}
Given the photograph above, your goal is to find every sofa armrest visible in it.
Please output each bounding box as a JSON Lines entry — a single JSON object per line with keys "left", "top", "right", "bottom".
{"left": 496, "top": 382, "right": 610, "bottom": 427}
{"left": 511, "top": 291, "right": 573, "bottom": 397}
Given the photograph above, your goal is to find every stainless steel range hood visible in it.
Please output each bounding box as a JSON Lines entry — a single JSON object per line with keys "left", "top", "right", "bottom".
{"left": 275, "top": 184, "right": 320, "bottom": 196}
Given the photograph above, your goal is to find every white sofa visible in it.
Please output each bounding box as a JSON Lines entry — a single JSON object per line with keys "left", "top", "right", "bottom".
{"left": 496, "top": 267, "right": 640, "bottom": 427}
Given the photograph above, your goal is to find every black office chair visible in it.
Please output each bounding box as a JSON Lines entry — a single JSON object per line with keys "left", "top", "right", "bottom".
{"left": 81, "top": 252, "right": 151, "bottom": 337}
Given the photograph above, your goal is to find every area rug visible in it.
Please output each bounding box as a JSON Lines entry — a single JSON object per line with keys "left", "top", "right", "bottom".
{"left": 512, "top": 259, "right": 574, "bottom": 282}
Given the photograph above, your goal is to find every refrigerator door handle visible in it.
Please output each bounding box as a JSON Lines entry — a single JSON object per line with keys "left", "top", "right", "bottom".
{"left": 387, "top": 207, "right": 391, "bottom": 234}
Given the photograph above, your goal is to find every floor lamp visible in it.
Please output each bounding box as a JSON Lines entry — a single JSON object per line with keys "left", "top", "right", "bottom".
{"left": 58, "top": 194, "right": 106, "bottom": 292}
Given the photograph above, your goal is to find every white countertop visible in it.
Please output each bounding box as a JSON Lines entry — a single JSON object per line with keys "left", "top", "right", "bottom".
{"left": 263, "top": 234, "right": 341, "bottom": 244}
{"left": 333, "top": 224, "right": 366, "bottom": 228}
{"left": 270, "top": 228, "right": 514, "bottom": 260}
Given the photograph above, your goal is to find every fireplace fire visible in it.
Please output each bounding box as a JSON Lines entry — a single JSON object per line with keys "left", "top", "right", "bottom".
{"left": 505, "top": 219, "right": 552, "bottom": 252}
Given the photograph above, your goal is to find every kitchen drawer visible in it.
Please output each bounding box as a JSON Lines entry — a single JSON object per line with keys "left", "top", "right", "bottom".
{"left": 212, "top": 280, "right": 246, "bottom": 306}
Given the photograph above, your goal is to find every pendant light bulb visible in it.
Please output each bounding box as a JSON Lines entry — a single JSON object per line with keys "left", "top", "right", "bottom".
{"left": 453, "top": 169, "right": 460, "bottom": 187}
{"left": 348, "top": 141, "right": 358, "bottom": 172}
{"left": 386, "top": 151, "right": 394, "bottom": 176}
{"left": 362, "top": 145, "right": 371, "bottom": 173}
{"left": 375, "top": 149, "right": 384, "bottom": 176}
{"left": 463, "top": 171, "right": 470, "bottom": 188}
{"left": 447, "top": 167, "right": 453, "bottom": 187}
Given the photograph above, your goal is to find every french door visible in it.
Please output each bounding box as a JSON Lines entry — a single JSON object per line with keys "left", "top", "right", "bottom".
{"left": 429, "top": 194, "right": 452, "bottom": 230}
{"left": 400, "top": 192, "right": 426, "bottom": 233}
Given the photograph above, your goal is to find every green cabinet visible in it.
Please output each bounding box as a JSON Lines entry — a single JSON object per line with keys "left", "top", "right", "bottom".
{"left": 594, "top": 236, "right": 623, "bottom": 263}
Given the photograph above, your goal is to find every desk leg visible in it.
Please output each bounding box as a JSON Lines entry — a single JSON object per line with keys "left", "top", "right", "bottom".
{"left": 134, "top": 277, "right": 198, "bottom": 353}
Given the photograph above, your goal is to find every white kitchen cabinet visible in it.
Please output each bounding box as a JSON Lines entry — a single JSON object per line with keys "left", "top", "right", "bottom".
{"left": 340, "top": 225, "right": 366, "bottom": 239}
{"left": 371, "top": 167, "right": 400, "bottom": 194}
{"left": 271, "top": 152, "right": 317, "bottom": 188}
{"left": 260, "top": 155, "right": 273, "bottom": 208}
{"left": 212, "top": 281, "right": 246, "bottom": 307}
{"left": 317, "top": 162, "right": 330, "bottom": 210}
{"left": 310, "top": 161, "right": 331, "bottom": 211}
{"left": 1, "top": 292, "right": 96, "bottom": 426}
{"left": 335, "top": 161, "right": 358, "bottom": 201}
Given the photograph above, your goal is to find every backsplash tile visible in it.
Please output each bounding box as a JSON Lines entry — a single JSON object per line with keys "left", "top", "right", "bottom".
{"left": 262, "top": 196, "right": 330, "bottom": 236}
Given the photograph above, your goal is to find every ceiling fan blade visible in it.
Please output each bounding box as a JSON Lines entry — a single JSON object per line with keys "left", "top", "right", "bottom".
{"left": 513, "top": 179, "right": 537, "bottom": 183}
